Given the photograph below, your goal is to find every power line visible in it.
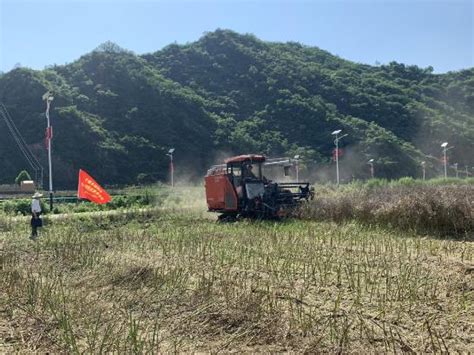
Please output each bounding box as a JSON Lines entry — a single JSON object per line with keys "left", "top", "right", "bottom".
{"left": 0, "top": 103, "right": 44, "bottom": 187}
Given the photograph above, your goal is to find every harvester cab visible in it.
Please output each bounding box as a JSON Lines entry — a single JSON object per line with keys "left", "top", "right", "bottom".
{"left": 205, "top": 154, "right": 313, "bottom": 221}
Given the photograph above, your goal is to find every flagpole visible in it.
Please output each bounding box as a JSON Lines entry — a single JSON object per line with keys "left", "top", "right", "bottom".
{"left": 43, "top": 92, "right": 54, "bottom": 211}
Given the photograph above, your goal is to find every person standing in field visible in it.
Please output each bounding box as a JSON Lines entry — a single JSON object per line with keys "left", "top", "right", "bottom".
{"left": 30, "top": 192, "right": 43, "bottom": 240}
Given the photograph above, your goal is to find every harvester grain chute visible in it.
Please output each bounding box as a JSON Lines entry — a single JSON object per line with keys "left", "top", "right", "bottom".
{"left": 205, "top": 154, "right": 313, "bottom": 221}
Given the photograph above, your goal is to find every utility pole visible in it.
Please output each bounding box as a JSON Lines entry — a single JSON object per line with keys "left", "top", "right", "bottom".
{"left": 368, "top": 159, "right": 374, "bottom": 179}
{"left": 331, "top": 130, "right": 347, "bottom": 186}
{"left": 421, "top": 161, "right": 426, "bottom": 181}
{"left": 454, "top": 163, "right": 459, "bottom": 178}
{"left": 42, "top": 92, "right": 54, "bottom": 210}
{"left": 167, "top": 148, "right": 175, "bottom": 187}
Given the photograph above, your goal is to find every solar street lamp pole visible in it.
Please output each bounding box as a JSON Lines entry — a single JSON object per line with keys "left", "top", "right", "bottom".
{"left": 167, "top": 148, "right": 175, "bottom": 188}
{"left": 294, "top": 155, "right": 300, "bottom": 183}
{"left": 332, "top": 130, "right": 347, "bottom": 186}
{"left": 368, "top": 159, "right": 374, "bottom": 179}
{"left": 441, "top": 142, "right": 453, "bottom": 179}
{"left": 43, "top": 92, "right": 54, "bottom": 210}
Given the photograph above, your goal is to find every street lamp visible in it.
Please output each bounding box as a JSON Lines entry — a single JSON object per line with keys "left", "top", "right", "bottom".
{"left": 441, "top": 142, "right": 453, "bottom": 179}
{"left": 368, "top": 159, "right": 374, "bottom": 179}
{"left": 331, "top": 129, "right": 348, "bottom": 186}
{"left": 42, "top": 92, "right": 54, "bottom": 210}
{"left": 166, "top": 148, "right": 175, "bottom": 187}
{"left": 294, "top": 155, "right": 300, "bottom": 182}
{"left": 421, "top": 161, "right": 426, "bottom": 181}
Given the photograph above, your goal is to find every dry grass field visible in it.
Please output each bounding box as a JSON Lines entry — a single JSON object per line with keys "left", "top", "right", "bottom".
{"left": 1, "top": 187, "right": 473, "bottom": 352}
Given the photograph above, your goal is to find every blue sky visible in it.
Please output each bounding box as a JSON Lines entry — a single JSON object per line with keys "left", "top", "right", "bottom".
{"left": 0, "top": 0, "right": 472, "bottom": 73}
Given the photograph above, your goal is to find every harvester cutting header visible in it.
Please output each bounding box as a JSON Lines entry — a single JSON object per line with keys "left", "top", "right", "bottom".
{"left": 205, "top": 154, "right": 313, "bottom": 221}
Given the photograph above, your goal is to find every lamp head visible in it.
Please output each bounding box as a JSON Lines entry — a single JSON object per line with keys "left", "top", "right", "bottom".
{"left": 294, "top": 155, "right": 300, "bottom": 160}
{"left": 168, "top": 148, "right": 175, "bottom": 154}
{"left": 368, "top": 159, "right": 374, "bottom": 163}
{"left": 42, "top": 91, "right": 54, "bottom": 102}
{"left": 441, "top": 142, "right": 448, "bottom": 148}
{"left": 332, "top": 129, "right": 342, "bottom": 135}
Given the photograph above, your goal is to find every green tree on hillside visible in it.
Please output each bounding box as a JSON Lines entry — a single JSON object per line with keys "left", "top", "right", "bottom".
{"left": 0, "top": 30, "right": 472, "bottom": 187}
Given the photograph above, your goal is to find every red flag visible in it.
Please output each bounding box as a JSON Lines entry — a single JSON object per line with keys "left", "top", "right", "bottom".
{"left": 46, "top": 126, "right": 53, "bottom": 140}
{"left": 77, "top": 169, "right": 111, "bottom": 204}
{"left": 45, "top": 126, "right": 53, "bottom": 149}
{"left": 332, "top": 148, "right": 344, "bottom": 161}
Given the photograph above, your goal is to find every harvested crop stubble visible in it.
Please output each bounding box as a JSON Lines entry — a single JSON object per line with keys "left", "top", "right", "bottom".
{"left": 296, "top": 185, "right": 474, "bottom": 237}
{"left": 1, "top": 209, "right": 473, "bottom": 352}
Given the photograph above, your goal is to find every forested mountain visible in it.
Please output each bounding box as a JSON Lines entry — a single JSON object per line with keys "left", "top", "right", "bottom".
{"left": 1, "top": 30, "right": 473, "bottom": 187}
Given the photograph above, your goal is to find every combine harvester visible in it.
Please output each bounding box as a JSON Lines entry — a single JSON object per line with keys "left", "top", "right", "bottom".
{"left": 205, "top": 154, "right": 313, "bottom": 221}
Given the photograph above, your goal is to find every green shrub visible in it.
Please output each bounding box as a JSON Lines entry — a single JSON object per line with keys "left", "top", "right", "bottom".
{"left": 391, "top": 176, "right": 418, "bottom": 187}
{"left": 426, "top": 177, "right": 474, "bottom": 186}
{"left": 1, "top": 198, "right": 48, "bottom": 215}
{"left": 363, "top": 178, "right": 389, "bottom": 189}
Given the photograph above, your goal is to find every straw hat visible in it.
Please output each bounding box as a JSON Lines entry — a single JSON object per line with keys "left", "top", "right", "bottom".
{"left": 32, "top": 192, "right": 43, "bottom": 199}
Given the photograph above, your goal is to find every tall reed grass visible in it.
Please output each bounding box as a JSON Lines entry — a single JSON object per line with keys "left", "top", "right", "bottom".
{"left": 297, "top": 184, "right": 473, "bottom": 237}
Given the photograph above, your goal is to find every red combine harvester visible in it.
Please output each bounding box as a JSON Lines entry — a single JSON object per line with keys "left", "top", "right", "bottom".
{"left": 205, "top": 154, "right": 313, "bottom": 220}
